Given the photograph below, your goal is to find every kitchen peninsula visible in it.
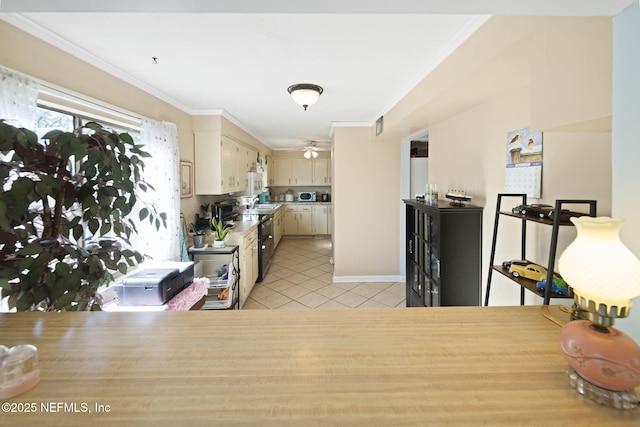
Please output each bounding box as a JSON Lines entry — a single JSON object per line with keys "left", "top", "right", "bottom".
{"left": 2, "top": 306, "right": 638, "bottom": 425}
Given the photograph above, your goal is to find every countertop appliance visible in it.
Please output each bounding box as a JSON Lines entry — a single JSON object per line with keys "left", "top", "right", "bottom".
{"left": 298, "top": 191, "right": 316, "bottom": 202}
{"left": 213, "top": 200, "right": 239, "bottom": 224}
{"left": 116, "top": 262, "right": 194, "bottom": 306}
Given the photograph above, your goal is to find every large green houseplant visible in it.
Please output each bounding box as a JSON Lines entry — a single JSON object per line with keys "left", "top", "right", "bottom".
{"left": 0, "top": 120, "right": 166, "bottom": 311}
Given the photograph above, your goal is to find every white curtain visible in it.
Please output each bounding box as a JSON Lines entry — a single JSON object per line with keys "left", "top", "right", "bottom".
{"left": 133, "top": 119, "right": 181, "bottom": 262}
{"left": 0, "top": 66, "right": 39, "bottom": 128}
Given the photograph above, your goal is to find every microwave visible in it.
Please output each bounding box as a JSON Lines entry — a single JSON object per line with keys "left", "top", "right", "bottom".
{"left": 298, "top": 191, "right": 316, "bottom": 202}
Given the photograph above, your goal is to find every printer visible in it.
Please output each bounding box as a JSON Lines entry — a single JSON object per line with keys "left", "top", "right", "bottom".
{"left": 115, "top": 262, "right": 194, "bottom": 306}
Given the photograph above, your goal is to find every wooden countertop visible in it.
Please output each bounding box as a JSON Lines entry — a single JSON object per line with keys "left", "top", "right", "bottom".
{"left": 1, "top": 306, "right": 638, "bottom": 425}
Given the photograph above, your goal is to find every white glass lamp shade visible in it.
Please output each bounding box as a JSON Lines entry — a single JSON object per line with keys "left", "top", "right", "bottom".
{"left": 311, "top": 150, "right": 318, "bottom": 158}
{"left": 287, "top": 84, "right": 323, "bottom": 110}
{"left": 558, "top": 217, "right": 640, "bottom": 318}
{"left": 303, "top": 150, "right": 311, "bottom": 159}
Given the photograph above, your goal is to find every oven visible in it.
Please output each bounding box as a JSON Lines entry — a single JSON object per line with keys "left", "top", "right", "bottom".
{"left": 258, "top": 214, "right": 274, "bottom": 281}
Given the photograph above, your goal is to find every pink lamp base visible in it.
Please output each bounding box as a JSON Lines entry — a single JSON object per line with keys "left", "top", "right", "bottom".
{"left": 566, "top": 366, "right": 638, "bottom": 409}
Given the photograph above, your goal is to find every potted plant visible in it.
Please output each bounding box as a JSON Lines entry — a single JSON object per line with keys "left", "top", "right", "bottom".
{"left": 0, "top": 121, "right": 165, "bottom": 311}
{"left": 189, "top": 222, "right": 208, "bottom": 248}
{"left": 211, "top": 217, "right": 231, "bottom": 248}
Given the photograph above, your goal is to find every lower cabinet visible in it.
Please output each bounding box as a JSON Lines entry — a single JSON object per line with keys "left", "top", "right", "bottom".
{"left": 404, "top": 199, "right": 483, "bottom": 307}
{"left": 227, "top": 226, "right": 258, "bottom": 309}
{"left": 240, "top": 229, "right": 259, "bottom": 308}
{"left": 312, "top": 205, "right": 329, "bottom": 235}
{"left": 283, "top": 205, "right": 312, "bottom": 235}
{"left": 274, "top": 208, "right": 284, "bottom": 247}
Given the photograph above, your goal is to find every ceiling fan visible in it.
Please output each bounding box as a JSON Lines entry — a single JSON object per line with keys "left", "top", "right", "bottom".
{"left": 302, "top": 141, "right": 319, "bottom": 159}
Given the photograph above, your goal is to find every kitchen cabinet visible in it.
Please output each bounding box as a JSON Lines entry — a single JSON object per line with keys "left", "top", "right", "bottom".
{"left": 239, "top": 145, "right": 257, "bottom": 189}
{"left": 239, "top": 229, "right": 258, "bottom": 308}
{"left": 312, "top": 205, "right": 329, "bottom": 235}
{"left": 194, "top": 132, "right": 245, "bottom": 194}
{"left": 483, "top": 194, "right": 597, "bottom": 306}
{"left": 312, "top": 158, "right": 331, "bottom": 185}
{"left": 283, "top": 204, "right": 312, "bottom": 235}
{"left": 404, "top": 199, "right": 483, "bottom": 307}
{"left": 328, "top": 205, "right": 333, "bottom": 235}
{"left": 270, "top": 157, "right": 313, "bottom": 186}
{"left": 274, "top": 207, "right": 284, "bottom": 247}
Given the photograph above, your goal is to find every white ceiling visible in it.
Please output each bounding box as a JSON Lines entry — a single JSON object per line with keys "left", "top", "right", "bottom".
{"left": 0, "top": 1, "right": 634, "bottom": 151}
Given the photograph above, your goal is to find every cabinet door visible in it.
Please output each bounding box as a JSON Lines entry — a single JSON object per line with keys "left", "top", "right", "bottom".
{"left": 274, "top": 211, "right": 283, "bottom": 246}
{"left": 194, "top": 131, "right": 223, "bottom": 195}
{"left": 283, "top": 209, "right": 298, "bottom": 235}
{"left": 313, "top": 158, "right": 330, "bottom": 185}
{"left": 328, "top": 206, "right": 332, "bottom": 235}
{"left": 298, "top": 211, "right": 313, "bottom": 235}
{"left": 220, "top": 137, "right": 237, "bottom": 193}
{"left": 272, "top": 158, "right": 292, "bottom": 186}
{"left": 291, "top": 158, "right": 313, "bottom": 185}
{"left": 312, "top": 205, "right": 328, "bottom": 234}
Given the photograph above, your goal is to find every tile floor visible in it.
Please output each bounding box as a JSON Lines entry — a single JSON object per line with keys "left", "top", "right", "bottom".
{"left": 242, "top": 238, "right": 406, "bottom": 309}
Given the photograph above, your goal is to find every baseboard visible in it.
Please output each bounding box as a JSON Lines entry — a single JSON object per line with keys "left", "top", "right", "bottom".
{"left": 332, "top": 275, "right": 405, "bottom": 283}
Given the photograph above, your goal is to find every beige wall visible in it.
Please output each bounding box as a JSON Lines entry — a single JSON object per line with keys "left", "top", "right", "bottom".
{"left": 0, "top": 20, "right": 205, "bottom": 226}
{"left": 332, "top": 125, "right": 402, "bottom": 280}
{"left": 332, "top": 17, "right": 613, "bottom": 302}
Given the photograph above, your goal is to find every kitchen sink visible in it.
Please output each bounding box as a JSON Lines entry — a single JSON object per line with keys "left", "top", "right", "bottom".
{"left": 255, "top": 204, "right": 279, "bottom": 209}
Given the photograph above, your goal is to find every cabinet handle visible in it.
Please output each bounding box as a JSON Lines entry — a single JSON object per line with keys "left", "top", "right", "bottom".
{"left": 408, "top": 239, "right": 413, "bottom": 254}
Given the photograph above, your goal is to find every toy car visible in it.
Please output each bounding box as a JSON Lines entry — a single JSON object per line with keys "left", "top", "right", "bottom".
{"left": 509, "top": 263, "right": 548, "bottom": 282}
{"left": 512, "top": 204, "right": 570, "bottom": 220}
{"left": 501, "top": 259, "right": 528, "bottom": 270}
{"left": 536, "top": 277, "right": 569, "bottom": 296}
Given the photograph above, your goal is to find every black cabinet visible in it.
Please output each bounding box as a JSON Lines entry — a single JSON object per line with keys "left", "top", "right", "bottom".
{"left": 483, "top": 194, "right": 597, "bottom": 306}
{"left": 404, "top": 199, "right": 483, "bottom": 307}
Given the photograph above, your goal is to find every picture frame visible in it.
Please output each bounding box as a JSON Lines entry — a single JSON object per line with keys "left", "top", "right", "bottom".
{"left": 180, "top": 161, "right": 193, "bottom": 198}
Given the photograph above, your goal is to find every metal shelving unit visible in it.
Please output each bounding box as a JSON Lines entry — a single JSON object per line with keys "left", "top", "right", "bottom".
{"left": 483, "top": 194, "right": 597, "bottom": 306}
{"left": 188, "top": 245, "right": 240, "bottom": 310}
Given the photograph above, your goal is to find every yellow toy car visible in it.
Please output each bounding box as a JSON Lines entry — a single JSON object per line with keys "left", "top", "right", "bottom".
{"left": 509, "top": 263, "right": 548, "bottom": 282}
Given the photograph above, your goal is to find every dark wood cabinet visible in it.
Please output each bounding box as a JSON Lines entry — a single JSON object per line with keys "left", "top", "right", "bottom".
{"left": 404, "top": 199, "right": 483, "bottom": 307}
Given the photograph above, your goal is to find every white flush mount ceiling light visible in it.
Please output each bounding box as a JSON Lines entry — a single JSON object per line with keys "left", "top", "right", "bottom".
{"left": 287, "top": 83, "right": 323, "bottom": 111}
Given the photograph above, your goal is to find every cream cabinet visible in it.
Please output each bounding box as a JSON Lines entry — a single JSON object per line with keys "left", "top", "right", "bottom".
{"left": 194, "top": 132, "right": 245, "bottom": 194}
{"left": 270, "top": 158, "right": 313, "bottom": 186}
{"left": 283, "top": 205, "right": 312, "bottom": 235}
{"left": 312, "top": 158, "right": 331, "bottom": 185}
{"left": 239, "top": 229, "right": 258, "bottom": 308}
{"left": 312, "top": 205, "right": 329, "bottom": 235}
{"left": 274, "top": 207, "right": 284, "bottom": 247}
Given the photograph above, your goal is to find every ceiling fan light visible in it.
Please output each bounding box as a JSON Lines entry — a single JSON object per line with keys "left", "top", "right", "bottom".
{"left": 304, "top": 150, "right": 312, "bottom": 159}
{"left": 288, "top": 83, "right": 323, "bottom": 111}
{"left": 312, "top": 150, "right": 318, "bottom": 158}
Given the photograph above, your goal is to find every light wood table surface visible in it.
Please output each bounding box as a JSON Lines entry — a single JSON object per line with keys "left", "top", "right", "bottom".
{"left": 1, "top": 306, "right": 638, "bottom": 426}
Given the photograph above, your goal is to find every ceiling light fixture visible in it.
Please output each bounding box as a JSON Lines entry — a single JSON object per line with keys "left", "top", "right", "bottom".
{"left": 287, "top": 83, "right": 323, "bottom": 111}
{"left": 303, "top": 149, "right": 318, "bottom": 159}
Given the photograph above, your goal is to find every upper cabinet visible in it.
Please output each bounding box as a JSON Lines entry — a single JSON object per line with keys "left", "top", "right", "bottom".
{"left": 270, "top": 157, "right": 330, "bottom": 186}
{"left": 312, "top": 158, "right": 331, "bottom": 185}
{"left": 194, "top": 131, "right": 246, "bottom": 195}
{"left": 271, "top": 158, "right": 313, "bottom": 186}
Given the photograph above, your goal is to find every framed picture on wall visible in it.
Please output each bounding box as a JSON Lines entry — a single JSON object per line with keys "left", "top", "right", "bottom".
{"left": 180, "top": 161, "right": 193, "bottom": 198}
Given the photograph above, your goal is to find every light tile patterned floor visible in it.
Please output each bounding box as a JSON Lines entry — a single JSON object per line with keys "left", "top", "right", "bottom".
{"left": 242, "top": 238, "right": 406, "bottom": 309}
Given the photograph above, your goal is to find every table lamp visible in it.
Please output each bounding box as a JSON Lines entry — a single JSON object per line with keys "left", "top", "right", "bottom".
{"left": 558, "top": 217, "right": 640, "bottom": 409}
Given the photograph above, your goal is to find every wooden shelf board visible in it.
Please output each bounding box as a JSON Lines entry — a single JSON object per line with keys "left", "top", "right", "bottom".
{"left": 491, "top": 265, "right": 574, "bottom": 300}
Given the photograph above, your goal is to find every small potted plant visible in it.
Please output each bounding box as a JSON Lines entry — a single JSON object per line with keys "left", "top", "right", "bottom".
{"left": 189, "top": 223, "right": 208, "bottom": 248}
{"left": 211, "top": 218, "right": 231, "bottom": 248}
